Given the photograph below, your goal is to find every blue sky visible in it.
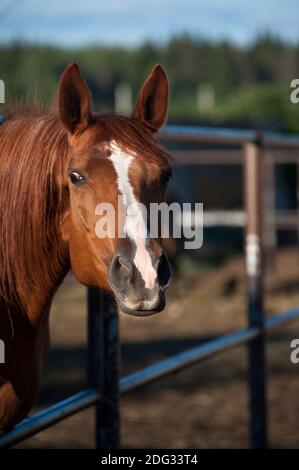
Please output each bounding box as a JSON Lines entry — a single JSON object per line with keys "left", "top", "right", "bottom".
{"left": 0, "top": 0, "right": 299, "bottom": 47}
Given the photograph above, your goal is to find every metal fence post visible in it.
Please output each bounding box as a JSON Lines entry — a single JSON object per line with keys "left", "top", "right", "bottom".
{"left": 262, "top": 151, "right": 277, "bottom": 287}
{"left": 87, "top": 287, "right": 120, "bottom": 448}
{"left": 244, "top": 137, "right": 267, "bottom": 449}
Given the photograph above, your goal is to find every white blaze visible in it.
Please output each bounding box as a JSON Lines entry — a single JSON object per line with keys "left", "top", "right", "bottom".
{"left": 108, "top": 142, "right": 157, "bottom": 289}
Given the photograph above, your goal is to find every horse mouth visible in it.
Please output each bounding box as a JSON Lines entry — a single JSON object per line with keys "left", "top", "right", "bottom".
{"left": 114, "top": 291, "right": 166, "bottom": 317}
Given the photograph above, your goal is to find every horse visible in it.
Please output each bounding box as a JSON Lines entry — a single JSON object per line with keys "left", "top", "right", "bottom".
{"left": 0, "top": 63, "right": 172, "bottom": 429}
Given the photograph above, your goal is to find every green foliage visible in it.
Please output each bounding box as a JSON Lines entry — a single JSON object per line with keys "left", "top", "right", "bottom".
{"left": 1, "top": 34, "right": 299, "bottom": 132}
{"left": 214, "top": 84, "right": 299, "bottom": 132}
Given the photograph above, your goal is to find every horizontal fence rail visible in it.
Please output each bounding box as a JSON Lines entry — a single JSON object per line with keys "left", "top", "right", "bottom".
{"left": 160, "top": 124, "right": 299, "bottom": 147}
{"left": 121, "top": 307, "right": 299, "bottom": 395}
{"left": 1, "top": 307, "right": 299, "bottom": 449}
{"left": 1, "top": 120, "right": 299, "bottom": 449}
{"left": 0, "top": 389, "right": 100, "bottom": 448}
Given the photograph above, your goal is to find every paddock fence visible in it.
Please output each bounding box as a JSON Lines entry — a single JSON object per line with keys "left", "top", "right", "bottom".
{"left": 1, "top": 123, "right": 299, "bottom": 448}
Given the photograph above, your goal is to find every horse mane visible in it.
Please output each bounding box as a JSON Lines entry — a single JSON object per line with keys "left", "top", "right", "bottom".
{"left": 0, "top": 103, "right": 171, "bottom": 312}
{"left": 0, "top": 106, "right": 70, "bottom": 311}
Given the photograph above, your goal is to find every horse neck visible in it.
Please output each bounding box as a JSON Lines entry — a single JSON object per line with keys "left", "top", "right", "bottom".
{"left": 25, "top": 249, "right": 70, "bottom": 328}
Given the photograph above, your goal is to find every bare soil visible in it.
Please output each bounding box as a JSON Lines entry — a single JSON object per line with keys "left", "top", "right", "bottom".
{"left": 15, "top": 248, "right": 299, "bottom": 448}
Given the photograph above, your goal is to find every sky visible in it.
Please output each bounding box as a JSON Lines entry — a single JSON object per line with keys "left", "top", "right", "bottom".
{"left": 0, "top": 0, "right": 299, "bottom": 48}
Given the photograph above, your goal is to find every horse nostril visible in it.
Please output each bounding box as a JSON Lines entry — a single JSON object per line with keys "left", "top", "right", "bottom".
{"left": 111, "top": 254, "right": 133, "bottom": 281}
{"left": 157, "top": 252, "right": 172, "bottom": 291}
{"left": 118, "top": 255, "right": 133, "bottom": 277}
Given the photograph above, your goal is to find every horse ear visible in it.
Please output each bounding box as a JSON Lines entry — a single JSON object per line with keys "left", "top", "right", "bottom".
{"left": 59, "top": 63, "right": 91, "bottom": 134}
{"left": 132, "top": 64, "right": 168, "bottom": 132}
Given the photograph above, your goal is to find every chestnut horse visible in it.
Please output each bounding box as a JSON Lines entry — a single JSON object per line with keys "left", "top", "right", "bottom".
{"left": 0, "top": 63, "right": 172, "bottom": 429}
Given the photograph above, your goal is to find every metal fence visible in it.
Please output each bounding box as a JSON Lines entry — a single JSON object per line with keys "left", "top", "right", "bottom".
{"left": 1, "top": 125, "right": 299, "bottom": 449}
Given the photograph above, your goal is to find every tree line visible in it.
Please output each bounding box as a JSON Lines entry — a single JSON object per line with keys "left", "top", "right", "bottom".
{"left": 1, "top": 34, "right": 299, "bottom": 132}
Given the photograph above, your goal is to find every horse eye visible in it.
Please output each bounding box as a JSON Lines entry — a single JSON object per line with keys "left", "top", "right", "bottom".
{"left": 68, "top": 169, "right": 86, "bottom": 186}
{"left": 160, "top": 169, "right": 172, "bottom": 187}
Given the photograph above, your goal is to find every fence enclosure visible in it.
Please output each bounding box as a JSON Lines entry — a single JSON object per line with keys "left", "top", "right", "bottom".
{"left": 1, "top": 124, "right": 299, "bottom": 448}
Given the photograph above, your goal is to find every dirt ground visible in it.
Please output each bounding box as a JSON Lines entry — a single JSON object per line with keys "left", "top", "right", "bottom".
{"left": 15, "top": 248, "right": 299, "bottom": 449}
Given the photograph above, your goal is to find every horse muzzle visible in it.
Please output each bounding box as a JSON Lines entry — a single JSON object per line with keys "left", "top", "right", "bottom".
{"left": 108, "top": 249, "right": 171, "bottom": 317}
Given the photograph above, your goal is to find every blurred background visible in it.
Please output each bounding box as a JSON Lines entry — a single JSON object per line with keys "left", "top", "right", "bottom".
{"left": 1, "top": 0, "right": 299, "bottom": 448}
{"left": 1, "top": 1, "right": 299, "bottom": 132}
